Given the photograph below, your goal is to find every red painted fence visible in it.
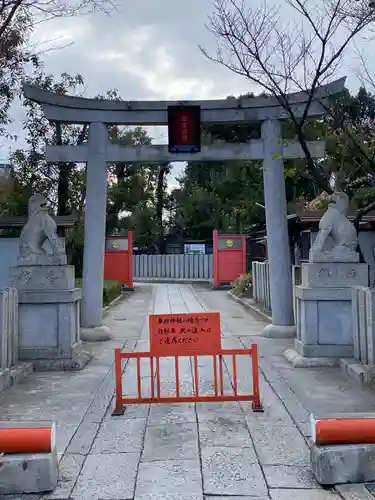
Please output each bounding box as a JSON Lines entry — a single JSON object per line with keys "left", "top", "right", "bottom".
{"left": 213, "top": 230, "right": 247, "bottom": 289}
{"left": 104, "top": 233, "right": 133, "bottom": 289}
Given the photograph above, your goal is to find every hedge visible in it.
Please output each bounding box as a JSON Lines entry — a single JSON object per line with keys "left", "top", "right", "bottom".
{"left": 75, "top": 279, "right": 122, "bottom": 307}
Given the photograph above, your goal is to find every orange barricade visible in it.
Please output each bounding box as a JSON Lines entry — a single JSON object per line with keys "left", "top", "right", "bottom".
{"left": 112, "top": 312, "right": 263, "bottom": 415}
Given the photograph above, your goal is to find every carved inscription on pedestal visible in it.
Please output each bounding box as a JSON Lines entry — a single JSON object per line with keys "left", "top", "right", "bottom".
{"left": 9, "top": 266, "right": 75, "bottom": 291}
{"left": 46, "top": 270, "right": 59, "bottom": 284}
{"left": 347, "top": 269, "right": 357, "bottom": 279}
{"left": 318, "top": 268, "right": 332, "bottom": 278}
{"left": 318, "top": 267, "right": 357, "bottom": 280}
{"left": 16, "top": 268, "right": 33, "bottom": 286}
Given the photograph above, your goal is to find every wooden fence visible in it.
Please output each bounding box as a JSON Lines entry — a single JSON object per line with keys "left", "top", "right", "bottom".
{"left": 133, "top": 254, "right": 213, "bottom": 281}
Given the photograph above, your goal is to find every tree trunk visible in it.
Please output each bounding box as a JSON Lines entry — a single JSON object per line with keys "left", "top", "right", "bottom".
{"left": 55, "top": 124, "right": 68, "bottom": 237}
{"left": 295, "top": 128, "right": 333, "bottom": 195}
{"left": 55, "top": 123, "right": 88, "bottom": 233}
{"left": 156, "top": 164, "right": 168, "bottom": 254}
{"left": 57, "top": 164, "right": 71, "bottom": 217}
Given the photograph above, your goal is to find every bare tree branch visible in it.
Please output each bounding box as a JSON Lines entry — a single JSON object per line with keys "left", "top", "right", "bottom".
{"left": 0, "top": 0, "right": 117, "bottom": 36}
{"left": 354, "top": 200, "right": 375, "bottom": 227}
{"left": 0, "top": 0, "right": 117, "bottom": 138}
{"left": 353, "top": 42, "right": 375, "bottom": 92}
{"left": 202, "top": 0, "right": 375, "bottom": 195}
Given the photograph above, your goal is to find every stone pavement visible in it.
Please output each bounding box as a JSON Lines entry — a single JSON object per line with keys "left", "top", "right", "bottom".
{"left": 1, "top": 283, "right": 375, "bottom": 499}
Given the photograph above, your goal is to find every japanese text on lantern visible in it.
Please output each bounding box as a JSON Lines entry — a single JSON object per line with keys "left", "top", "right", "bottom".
{"left": 149, "top": 312, "right": 221, "bottom": 356}
{"left": 176, "top": 111, "right": 192, "bottom": 144}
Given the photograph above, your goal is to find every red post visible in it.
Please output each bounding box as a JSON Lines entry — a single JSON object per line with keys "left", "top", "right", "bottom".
{"left": 232, "top": 355, "right": 238, "bottom": 396}
{"left": 312, "top": 417, "right": 375, "bottom": 445}
{"left": 213, "top": 355, "right": 218, "bottom": 396}
{"left": 242, "top": 235, "right": 247, "bottom": 275}
{"left": 150, "top": 357, "right": 155, "bottom": 398}
{"left": 0, "top": 424, "right": 56, "bottom": 453}
{"left": 156, "top": 357, "right": 161, "bottom": 399}
{"left": 219, "top": 355, "right": 224, "bottom": 396}
{"left": 194, "top": 355, "right": 199, "bottom": 397}
{"left": 128, "top": 231, "right": 134, "bottom": 290}
{"left": 112, "top": 349, "right": 125, "bottom": 416}
{"left": 136, "top": 357, "right": 142, "bottom": 399}
{"left": 251, "top": 343, "right": 263, "bottom": 412}
{"left": 175, "top": 357, "right": 180, "bottom": 398}
{"left": 213, "top": 229, "right": 219, "bottom": 289}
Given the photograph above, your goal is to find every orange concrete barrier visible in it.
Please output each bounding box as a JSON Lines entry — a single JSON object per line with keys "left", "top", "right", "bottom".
{"left": 0, "top": 423, "right": 56, "bottom": 453}
{"left": 311, "top": 415, "right": 375, "bottom": 445}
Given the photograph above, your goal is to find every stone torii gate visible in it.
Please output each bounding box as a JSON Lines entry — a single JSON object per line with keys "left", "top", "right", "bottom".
{"left": 23, "top": 78, "right": 345, "bottom": 341}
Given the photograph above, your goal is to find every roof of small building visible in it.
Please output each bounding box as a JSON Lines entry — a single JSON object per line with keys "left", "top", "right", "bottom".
{"left": 296, "top": 210, "right": 375, "bottom": 223}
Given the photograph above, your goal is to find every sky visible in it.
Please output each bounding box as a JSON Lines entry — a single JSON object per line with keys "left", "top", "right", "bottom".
{"left": 1, "top": 0, "right": 373, "bottom": 190}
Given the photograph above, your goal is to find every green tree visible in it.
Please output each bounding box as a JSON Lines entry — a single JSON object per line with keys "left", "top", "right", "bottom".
{"left": 170, "top": 93, "right": 320, "bottom": 238}
{"left": 155, "top": 162, "right": 171, "bottom": 253}
{"left": 171, "top": 182, "right": 223, "bottom": 240}
{"left": 6, "top": 70, "right": 88, "bottom": 218}
{"left": 4, "top": 70, "right": 125, "bottom": 274}
{"left": 323, "top": 87, "right": 375, "bottom": 224}
{"left": 171, "top": 156, "right": 265, "bottom": 239}
{"left": 0, "top": 0, "right": 116, "bottom": 137}
{"left": 127, "top": 204, "right": 159, "bottom": 250}
{"left": 106, "top": 126, "right": 158, "bottom": 236}
{"left": 0, "top": 9, "right": 37, "bottom": 138}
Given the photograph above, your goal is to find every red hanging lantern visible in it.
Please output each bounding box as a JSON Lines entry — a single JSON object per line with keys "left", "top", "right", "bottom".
{"left": 168, "top": 105, "right": 201, "bottom": 153}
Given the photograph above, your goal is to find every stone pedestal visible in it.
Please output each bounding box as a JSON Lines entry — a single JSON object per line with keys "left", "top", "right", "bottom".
{"left": 311, "top": 442, "right": 375, "bottom": 485}
{"left": 0, "top": 450, "right": 58, "bottom": 494}
{"left": 286, "top": 261, "right": 369, "bottom": 366}
{"left": 9, "top": 265, "right": 91, "bottom": 371}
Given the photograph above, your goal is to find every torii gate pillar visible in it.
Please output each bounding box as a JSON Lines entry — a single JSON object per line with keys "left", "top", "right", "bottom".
{"left": 80, "top": 122, "right": 112, "bottom": 340}
{"left": 261, "top": 120, "right": 295, "bottom": 337}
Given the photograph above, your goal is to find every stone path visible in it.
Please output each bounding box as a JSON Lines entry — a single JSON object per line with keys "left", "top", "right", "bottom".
{"left": 1, "top": 283, "right": 375, "bottom": 499}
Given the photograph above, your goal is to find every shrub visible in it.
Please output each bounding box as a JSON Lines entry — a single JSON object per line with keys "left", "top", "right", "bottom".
{"left": 103, "top": 280, "right": 122, "bottom": 306}
{"left": 231, "top": 273, "right": 252, "bottom": 297}
{"left": 75, "top": 279, "right": 122, "bottom": 306}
